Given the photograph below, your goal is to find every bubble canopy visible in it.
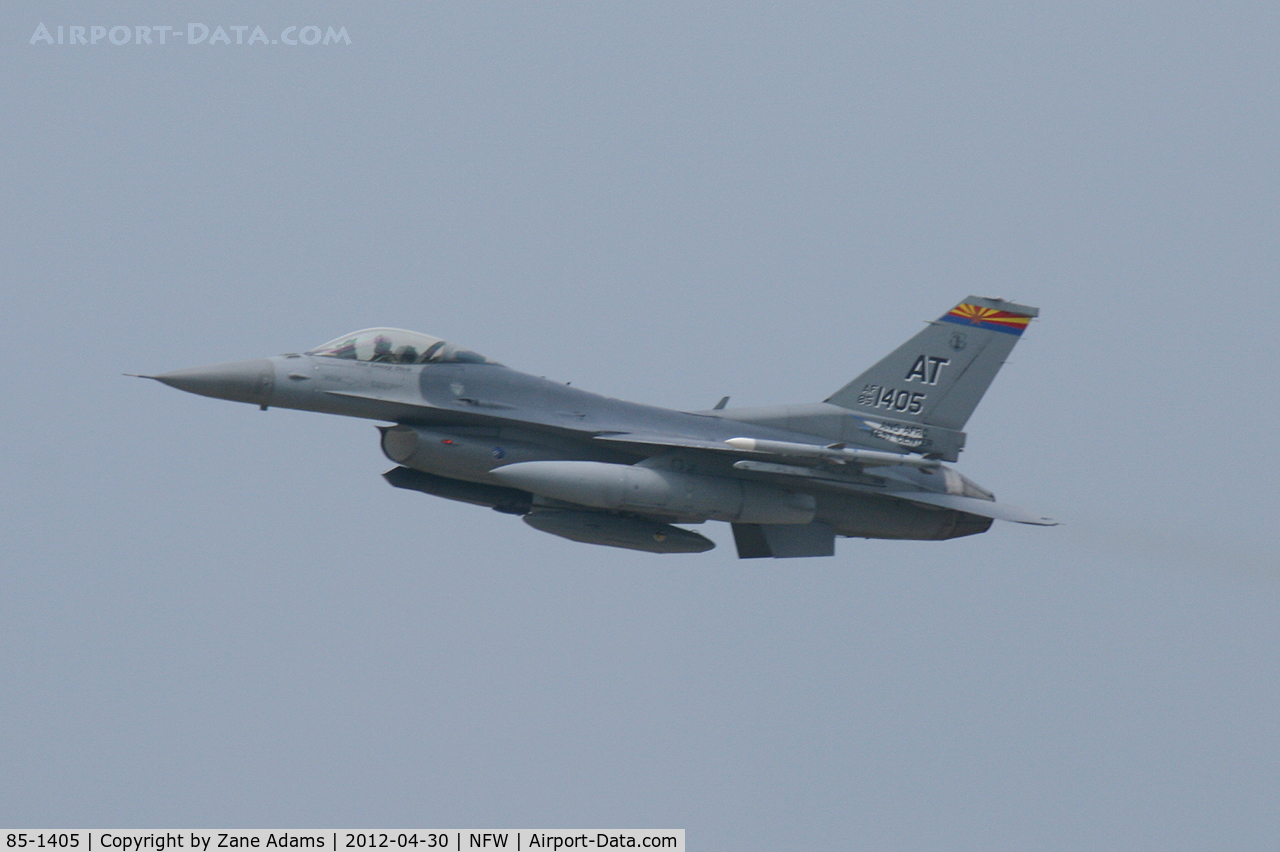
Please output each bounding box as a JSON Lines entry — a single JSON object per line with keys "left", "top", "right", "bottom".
{"left": 305, "top": 328, "right": 494, "bottom": 365}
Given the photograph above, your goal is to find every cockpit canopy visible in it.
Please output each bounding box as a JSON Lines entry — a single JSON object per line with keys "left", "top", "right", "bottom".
{"left": 306, "top": 328, "right": 494, "bottom": 365}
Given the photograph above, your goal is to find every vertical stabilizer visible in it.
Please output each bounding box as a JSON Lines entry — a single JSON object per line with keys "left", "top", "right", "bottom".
{"left": 825, "top": 297, "right": 1038, "bottom": 431}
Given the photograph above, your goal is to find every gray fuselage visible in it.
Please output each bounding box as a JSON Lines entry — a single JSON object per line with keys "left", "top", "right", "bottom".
{"left": 250, "top": 353, "right": 990, "bottom": 541}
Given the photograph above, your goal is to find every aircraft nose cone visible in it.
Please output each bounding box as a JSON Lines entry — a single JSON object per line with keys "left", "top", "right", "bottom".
{"left": 153, "top": 358, "right": 275, "bottom": 406}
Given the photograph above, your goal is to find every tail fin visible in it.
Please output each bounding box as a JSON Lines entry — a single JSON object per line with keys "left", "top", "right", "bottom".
{"left": 825, "top": 296, "right": 1038, "bottom": 430}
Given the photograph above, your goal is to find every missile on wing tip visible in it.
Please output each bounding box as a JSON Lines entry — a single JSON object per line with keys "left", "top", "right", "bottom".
{"left": 725, "top": 437, "right": 939, "bottom": 469}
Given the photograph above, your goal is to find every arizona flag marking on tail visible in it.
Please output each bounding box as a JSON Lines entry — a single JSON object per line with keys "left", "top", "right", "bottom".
{"left": 941, "top": 303, "right": 1033, "bottom": 335}
{"left": 824, "top": 295, "right": 1039, "bottom": 435}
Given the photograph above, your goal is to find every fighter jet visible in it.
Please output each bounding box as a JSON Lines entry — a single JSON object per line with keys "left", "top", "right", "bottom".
{"left": 140, "top": 296, "right": 1054, "bottom": 558}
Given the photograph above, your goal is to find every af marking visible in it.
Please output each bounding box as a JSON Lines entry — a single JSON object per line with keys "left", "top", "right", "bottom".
{"left": 856, "top": 384, "right": 926, "bottom": 414}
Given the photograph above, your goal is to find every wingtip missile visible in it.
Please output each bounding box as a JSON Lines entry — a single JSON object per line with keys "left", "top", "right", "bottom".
{"left": 725, "top": 436, "right": 939, "bottom": 469}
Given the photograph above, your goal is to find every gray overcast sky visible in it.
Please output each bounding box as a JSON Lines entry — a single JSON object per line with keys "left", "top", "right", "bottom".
{"left": 3, "top": 2, "right": 1278, "bottom": 849}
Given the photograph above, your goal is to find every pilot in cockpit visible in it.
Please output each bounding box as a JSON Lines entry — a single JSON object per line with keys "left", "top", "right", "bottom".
{"left": 306, "top": 329, "right": 494, "bottom": 366}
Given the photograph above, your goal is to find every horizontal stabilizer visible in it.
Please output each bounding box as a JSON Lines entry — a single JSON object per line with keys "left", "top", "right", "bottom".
{"left": 886, "top": 491, "right": 1057, "bottom": 525}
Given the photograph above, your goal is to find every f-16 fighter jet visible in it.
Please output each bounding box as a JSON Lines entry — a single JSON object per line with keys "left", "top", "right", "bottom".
{"left": 140, "top": 296, "right": 1055, "bottom": 558}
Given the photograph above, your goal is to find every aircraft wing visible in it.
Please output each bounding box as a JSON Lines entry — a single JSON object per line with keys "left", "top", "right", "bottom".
{"left": 595, "top": 432, "right": 1056, "bottom": 526}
